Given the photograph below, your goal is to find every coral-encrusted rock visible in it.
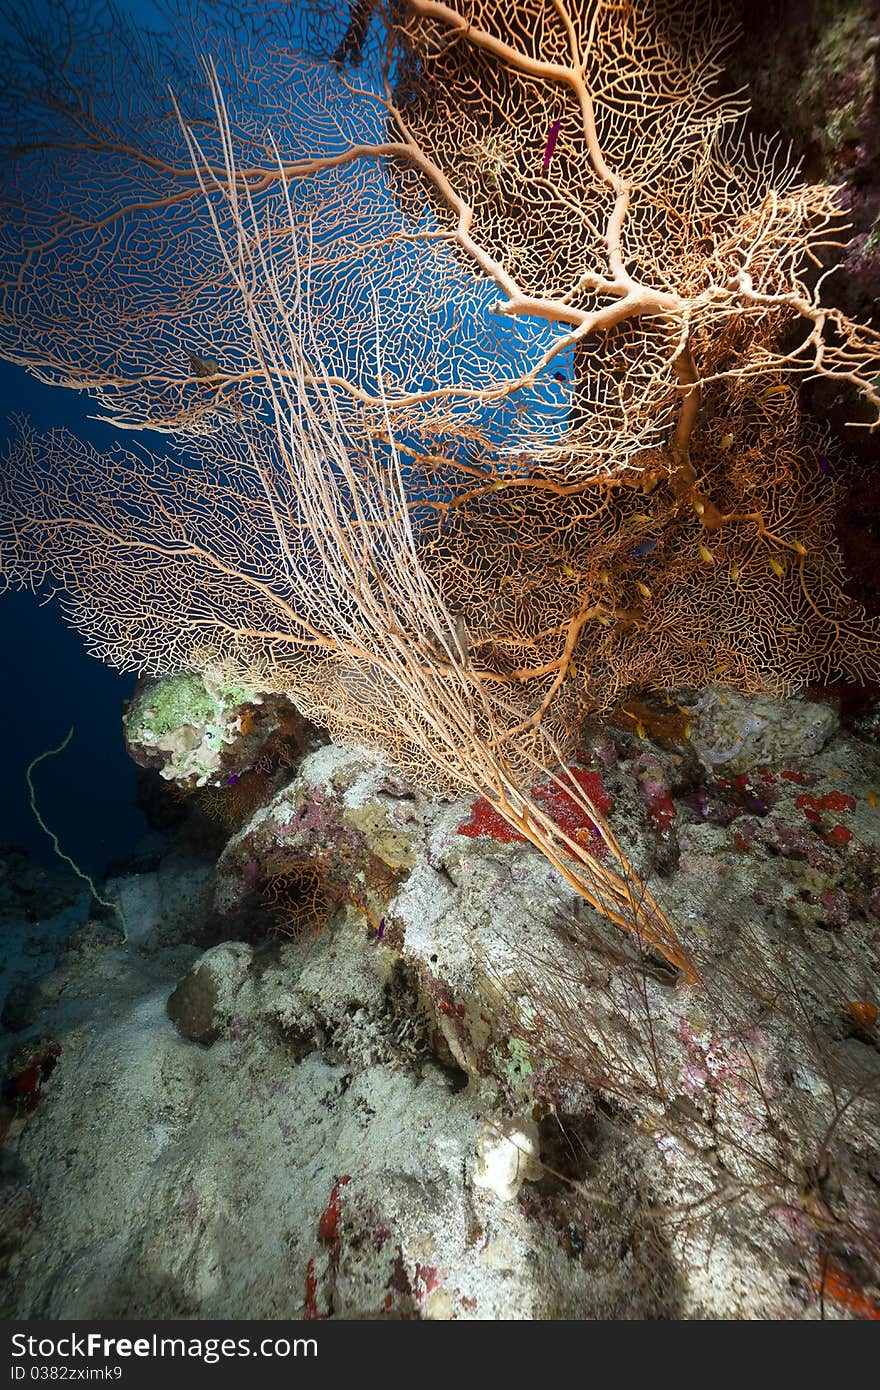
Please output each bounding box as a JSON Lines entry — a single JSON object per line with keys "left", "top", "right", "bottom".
{"left": 214, "top": 744, "right": 420, "bottom": 922}
{"left": 2, "top": 905, "right": 628, "bottom": 1319}
{"left": 686, "top": 687, "right": 839, "bottom": 775}
{"left": 4, "top": 699, "right": 880, "bottom": 1319}
{"left": 123, "top": 669, "right": 318, "bottom": 790}
{"left": 0, "top": 1168, "right": 39, "bottom": 1284}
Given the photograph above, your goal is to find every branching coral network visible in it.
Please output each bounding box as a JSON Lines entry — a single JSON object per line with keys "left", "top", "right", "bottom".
{"left": 1, "top": 0, "right": 879, "bottom": 974}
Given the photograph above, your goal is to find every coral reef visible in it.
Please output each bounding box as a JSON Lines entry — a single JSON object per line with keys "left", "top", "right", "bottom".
{"left": 0, "top": 0, "right": 878, "bottom": 1323}
{"left": 2, "top": 0, "right": 879, "bottom": 976}
{"left": 2, "top": 676, "right": 878, "bottom": 1319}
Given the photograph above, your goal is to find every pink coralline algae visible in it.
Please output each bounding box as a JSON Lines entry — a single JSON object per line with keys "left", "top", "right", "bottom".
{"left": 819, "top": 887, "right": 851, "bottom": 930}
{"left": 634, "top": 753, "right": 676, "bottom": 833}
{"left": 677, "top": 1019, "right": 772, "bottom": 1133}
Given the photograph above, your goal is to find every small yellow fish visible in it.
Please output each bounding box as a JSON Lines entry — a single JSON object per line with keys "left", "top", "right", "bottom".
{"left": 791, "top": 539, "right": 807, "bottom": 556}
{"left": 561, "top": 562, "right": 576, "bottom": 578}
{"left": 622, "top": 707, "right": 646, "bottom": 738}
{"left": 598, "top": 568, "right": 611, "bottom": 585}
{"left": 720, "top": 433, "right": 734, "bottom": 450}
{"left": 693, "top": 499, "right": 705, "bottom": 517}
{"left": 567, "top": 659, "right": 577, "bottom": 678}
{"left": 760, "top": 383, "right": 790, "bottom": 400}
{"left": 631, "top": 513, "right": 652, "bottom": 524}
{"left": 636, "top": 580, "right": 652, "bottom": 599}
{"left": 729, "top": 563, "right": 741, "bottom": 580}
{"left": 698, "top": 543, "right": 714, "bottom": 564}
{"left": 866, "top": 789, "right": 878, "bottom": 808}
{"left": 769, "top": 555, "right": 785, "bottom": 577}
{"left": 596, "top": 613, "right": 612, "bottom": 626}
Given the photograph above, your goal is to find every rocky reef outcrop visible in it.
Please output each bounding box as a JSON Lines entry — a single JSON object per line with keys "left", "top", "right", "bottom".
{"left": 2, "top": 674, "right": 878, "bottom": 1319}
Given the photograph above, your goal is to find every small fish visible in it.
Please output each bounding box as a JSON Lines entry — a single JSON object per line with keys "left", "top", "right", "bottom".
{"left": 720, "top": 433, "right": 734, "bottom": 450}
{"left": 561, "top": 562, "right": 576, "bottom": 578}
{"left": 189, "top": 351, "right": 221, "bottom": 381}
{"left": 541, "top": 118, "right": 562, "bottom": 175}
{"left": 376, "top": 918, "right": 386, "bottom": 941}
{"left": 333, "top": 0, "right": 374, "bottom": 67}
{"left": 424, "top": 609, "right": 470, "bottom": 668}
{"left": 567, "top": 659, "right": 577, "bottom": 678}
{"left": 635, "top": 580, "right": 652, "bottom": 599}
{"left": 224, "top": 773, "right": 239, "bottom": 786}
{"left": 621, "top": 706, "right": 646, "bottom": 738}
{"left": 598, "top": 568, "right": 611, "bottom": 586}
{"left": 553, "top": 371, "right": 567, "bottom": 383}
{"left": 729, "top": 563, "right": 741, "bottom": 581}
{"left": 768, "top": 555, "right": 785, "bottom": 577}
{"left": 698, "top": 543, "right": 714, "bottom": 564}
{"left": 818, "top": 455, "right": 832, "bottom": 476}
{"left": 760, "top": 383, "right": 790, "bottom": 401}
{"left": 866, "top": 788, "right": 879, "bottom": 808}
{"left": 791, "top": 539, "right": 807, "bottom": 556}
{"left": 631, "top": 513, "right": 652, "bottom": 524}
{"left": 629, "top": 537, "right": 659, "bottom": 558}
{"left": 449, "top": 608, "right": 470, "bottom": 666}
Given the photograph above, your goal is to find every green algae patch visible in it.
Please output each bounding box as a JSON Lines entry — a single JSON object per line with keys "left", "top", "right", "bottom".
{"left": 126, "top": 672, "right": 216, "bottom": 738}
